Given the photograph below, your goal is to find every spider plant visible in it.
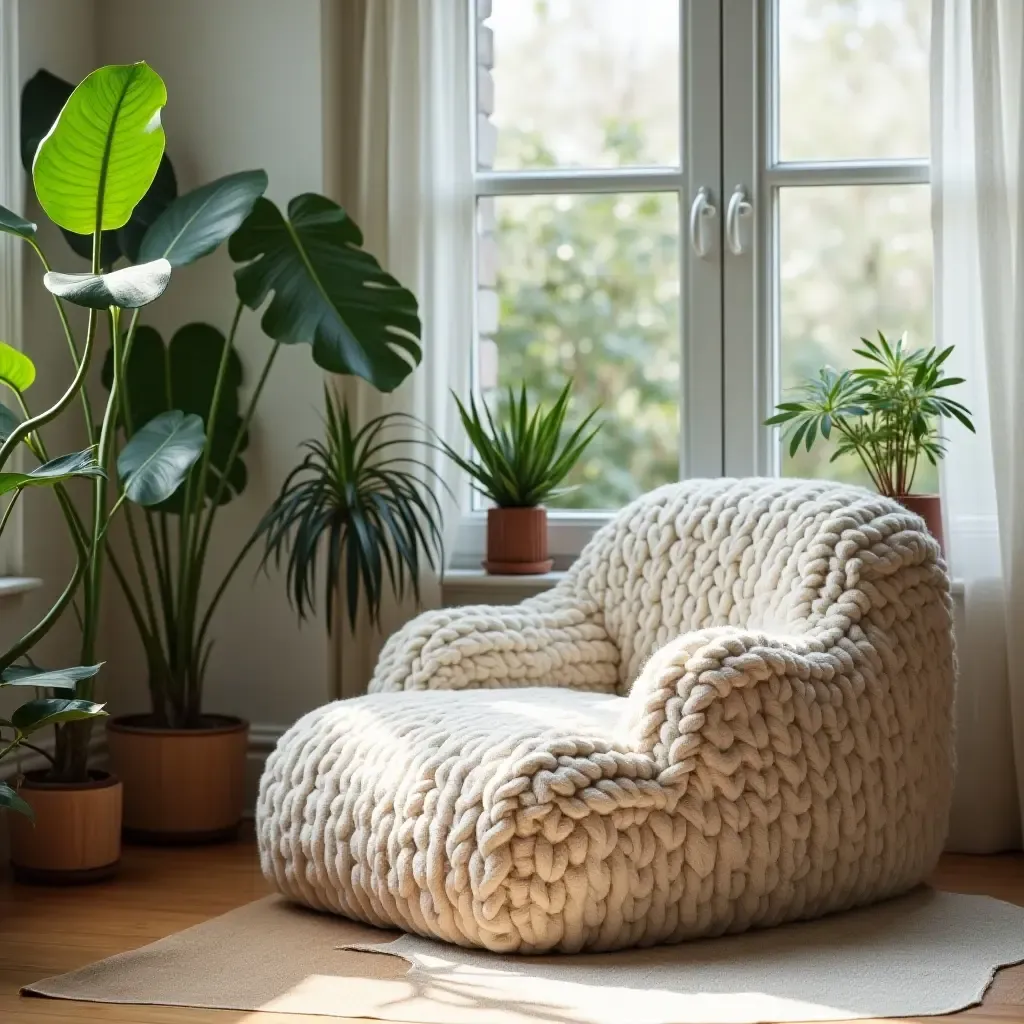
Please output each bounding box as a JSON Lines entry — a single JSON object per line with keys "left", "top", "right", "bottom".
{"left": 766, "top": 331, "right": 975, "bottom": 496}
{"left": 257, "top": 387, "right": 446, "bottom": 631}
{"left": 443, "top": 380, "right": 601, "bottom": 507}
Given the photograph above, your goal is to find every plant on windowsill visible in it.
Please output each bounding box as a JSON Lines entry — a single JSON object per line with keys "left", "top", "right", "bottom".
{"left": 256, "top": 386, "right": 446, "bottom": 637}
{"left": 442, "top": 380, "right": 601, "bottom": 574}
{"left": 20, "top": 67, "right": 423, "bottom": 843}
{"left": 764, "top": 331, "right": 975, "bottom": 552}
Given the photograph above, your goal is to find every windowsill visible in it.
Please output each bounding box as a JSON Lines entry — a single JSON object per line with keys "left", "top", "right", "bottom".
{"left": 0, "top": 576, "right": 42, "bottom": 598}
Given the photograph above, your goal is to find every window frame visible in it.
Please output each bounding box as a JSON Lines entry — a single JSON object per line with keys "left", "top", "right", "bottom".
{"left": 452, "top": 0, "right": 932, "bottom": 569}
{"left": 722, "top": 0, "right": 931, "bottom": 479}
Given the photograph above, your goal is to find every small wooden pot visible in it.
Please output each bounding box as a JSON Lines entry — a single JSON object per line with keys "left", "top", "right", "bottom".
{"left": 895, "top": 493, "right": 945, "bottom": 553}
{"left": 484, "top": 506, "right": 553, "bottom": 574}
{"left": 107, "top": 714, "right": 248, "bottom": 844}
{"left": 9, "top": 770, "right": 122, "bottom": 884}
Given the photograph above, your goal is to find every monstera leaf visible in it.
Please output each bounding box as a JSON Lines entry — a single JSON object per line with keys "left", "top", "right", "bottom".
{"left": 139, "top": 170, "right": 268, "bottom": 268}
{"left": 31, "top": 63, "right": 167, "bottom": 242}
{"left": 102, "top": 323, "right": 248, "bottom": 512}
{"left": 44, "top": 259, "right": 171, "bottom": 310}
{"left": 1, "top": 664, "right": 103, "bottom": 689}
{"left": 229, "top": 194, "right": 421, "bottom": 393}
{"left": 0, "top": 342, "right": 35, "bottom": 394}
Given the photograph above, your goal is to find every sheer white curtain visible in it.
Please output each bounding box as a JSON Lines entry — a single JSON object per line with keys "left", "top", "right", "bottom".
{"left": 933, "top": 0, "right": 1024, "bottom": 851}
{"left": 321, "top": 0, "right": 473, "bottom": 697}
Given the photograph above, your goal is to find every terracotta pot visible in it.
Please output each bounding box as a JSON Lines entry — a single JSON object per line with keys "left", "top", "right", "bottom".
{"left": 107, "top": 714, "right": 248, "bottom": 844}
{"left": 895, "top": 493, "right": 945, "bottom": 553}
{"left": 484, "top": 506, "right": 553, "bottom": 574}
{"left": 8, "top": 770, "right": 122, "bottom": 884}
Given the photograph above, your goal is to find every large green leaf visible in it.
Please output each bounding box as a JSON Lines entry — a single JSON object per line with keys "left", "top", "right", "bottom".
{"left": 32, "top": 63, "right": 167, "bottom": 236}
{"left": 0, "top": 342, "right": 36, "bottom": 393}
{"left": 11, "top": 698, "right": 107, "bottom": 734}
{"left": 0, "top": 205, "right": 36, "bottom": 240}
{"left": 139, "top": 170, "right": 268, "bottom": 268}
{"left": 102, "top": 323, "right": 249, "bottom": 511}
{"left": 0, "top": 448, "right": 103, "bottom": 498}
{"left": 229, "top": 194, "right": 421, "bottom": 393}
{"left": 1, "top": 664, "right": 103, "bottom": 690}
{"left": 21, "top": 68, "right": 178, "bottom": 264}
{"left": 117, "top": 410, "right": 205, "bottom": 506}
{"left": 43, "top": 259, "right": 171, "bottom": 310}
{"left": 0, "top": 782, "right": 33, "bottom": 819}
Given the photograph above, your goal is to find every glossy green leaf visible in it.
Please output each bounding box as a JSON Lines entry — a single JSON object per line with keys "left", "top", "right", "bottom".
{"left": 32, "top": 62, "right": 167, "bottom": 235}
{"left": 0, "top": 403, "right": 20, "bottom": 441}
{"left": 117, "top": 410, "right": 205, "bottom": 506}
{"left": 230, "top": 194, "right": 421, "bottom": 392}
{"left": 103, "top": 324, "right": 249, "bottom": 511}
{"left": 0, "top": 447, "right": 103, "bottom": 498}
{"left": 0, "top": 342, "right": 36, "bottom": 393}
{"left": 0, "top": 782, "right": 33, "bottom": 819}
{"left": 11, "top": 698, "right": 107, "bottom": 733}
{"left": 21, "top": 67, "right": 179, "bottom": 265}
{"left": 139, "top": 170, "right": 268, "bottom": 268}
{"left": 0, "top": 205, "right": 36, "bottom": 240}
{"left": 0, "top": 663, "right": 103, "bottom": 690}
{"left": 43, "top": 259, "right": 171, "bottom": 310}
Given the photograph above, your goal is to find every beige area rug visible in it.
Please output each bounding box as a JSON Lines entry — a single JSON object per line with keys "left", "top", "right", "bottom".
{"left": 23, "top": 888, "right": 1024, "bottom": 1024}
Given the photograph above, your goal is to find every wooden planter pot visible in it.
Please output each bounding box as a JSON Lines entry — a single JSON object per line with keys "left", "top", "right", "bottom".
{"left": 484, "top": 506, "right": 553, "bottom": 574}
{"left": 895, "top": 493, "right": 944, "bottom": 553}
{"left": 107, "top": 715, "right": 249, "bottom": 844}
{"left": 9, "top": 770, "right": 122, "bottom": 884}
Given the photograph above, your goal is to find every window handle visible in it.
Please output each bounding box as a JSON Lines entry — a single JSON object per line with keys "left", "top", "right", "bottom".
{"left": 689, "top": 187, "right": 717, "bottom": 259}
{"left": 726, "top": 185, "right": 754, "bottom": 255}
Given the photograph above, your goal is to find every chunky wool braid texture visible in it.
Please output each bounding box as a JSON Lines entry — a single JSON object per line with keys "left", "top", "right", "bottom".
{"left": 257, "top": 478, "right": 955, "bottom": 954}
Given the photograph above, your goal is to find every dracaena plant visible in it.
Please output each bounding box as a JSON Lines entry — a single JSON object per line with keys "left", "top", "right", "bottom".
{"left": 21, "top": 69, "right": 422, "bottom": 731}
{"left": 257, "top": 387, "right": 445, "bottom": 631}
{"left": 765, "top": 331, "right": 975, "bottom": 496}
{"left": 442, "top": 380, "right": 601, "bottom": 508}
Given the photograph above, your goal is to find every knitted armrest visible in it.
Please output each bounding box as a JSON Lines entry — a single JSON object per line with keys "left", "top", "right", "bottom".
{"left": 620, "top": 625, "right": 859, "bottom": 785}
{"left": 368, "top": 598, "right": 620, "bottom": 693}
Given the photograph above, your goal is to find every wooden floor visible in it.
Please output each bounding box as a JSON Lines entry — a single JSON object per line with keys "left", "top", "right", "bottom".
{"left": 0, "top": 835, "right": 1022, "bottom": 1024}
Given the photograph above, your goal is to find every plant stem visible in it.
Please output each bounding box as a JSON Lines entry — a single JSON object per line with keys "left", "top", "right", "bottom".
{"left": 26, "top": 240, "right": 96, "bottom": 444}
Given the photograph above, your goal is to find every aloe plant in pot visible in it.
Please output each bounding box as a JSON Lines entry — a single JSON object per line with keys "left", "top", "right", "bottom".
{"left": 442, "top": 380, "right": 601, "bottom": 574}
{"left": 20, "top": 68, "right": 424, "bottom": 842}
{"left": 765, "top": 331, "right": 975, "bottom": 551}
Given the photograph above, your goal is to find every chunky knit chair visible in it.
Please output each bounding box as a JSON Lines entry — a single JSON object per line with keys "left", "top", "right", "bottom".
{"left": 258, "top": 478, "right": 955, "bottom": 954}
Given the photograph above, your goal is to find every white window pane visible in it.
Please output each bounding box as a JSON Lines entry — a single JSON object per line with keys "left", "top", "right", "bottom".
{"left": 480, "top": 0, "right": 680, "bottom": 171}
{"left": 778, "top": 184, "right": 933, "bottom": 487}
{"left": 479, "top": 193, "right": 680, "bottom": 509}
{"left": 777, "top": 0, "right": 930, "bottom": 162}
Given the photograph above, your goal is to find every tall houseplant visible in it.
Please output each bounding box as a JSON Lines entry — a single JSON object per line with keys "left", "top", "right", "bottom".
{"left": 766, "top": 331, "right": 975, "bottom": 550}
{"left": 442, "top": 380, "right": 600, "bottom": 574}
{"left": 0, "top": 62, "right": 204, "bottom": 879}
{"left": 21, "top": 69, "right": 423, "bottom": 842}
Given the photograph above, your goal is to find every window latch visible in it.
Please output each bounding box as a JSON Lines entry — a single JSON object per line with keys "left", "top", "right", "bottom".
{"left": 726, "top": 185, "right": 754, "bottom": 255}
{"left": 689, "top": 187, "right": 717, "bottom": 259}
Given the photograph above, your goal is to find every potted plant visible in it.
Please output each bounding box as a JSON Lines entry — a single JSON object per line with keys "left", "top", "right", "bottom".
{"left": 765, "top": 331, "right": 975, "bottom": 551}
{"left": 19, "top": 70, "right": 423, "bottom": 842}
{"left": 257, "top": 386, "right": 445, "bottom": 633}
{"left": 2, "top": 62, "right": 225, "bottom": 876}
{"left": 441, "top": 380, "right": 600, "bottom": 574}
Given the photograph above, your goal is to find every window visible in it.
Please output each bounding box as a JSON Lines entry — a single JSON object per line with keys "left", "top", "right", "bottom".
{"left": 464, "top": 0, "right": 932, "bottom": 559}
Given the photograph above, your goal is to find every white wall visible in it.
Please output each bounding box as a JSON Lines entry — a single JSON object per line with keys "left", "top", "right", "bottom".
{"left": 93, "top": 0, "right": 330, "bottom": 731}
